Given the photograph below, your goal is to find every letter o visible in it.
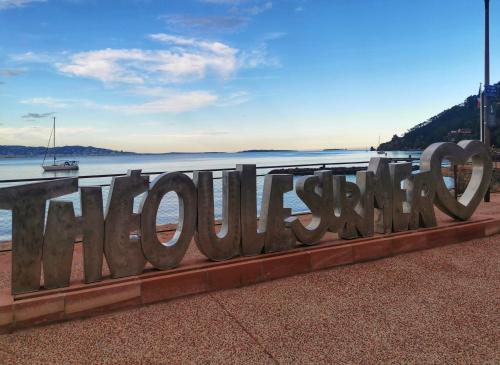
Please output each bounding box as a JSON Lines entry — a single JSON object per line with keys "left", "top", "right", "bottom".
{"left": 140, "top": 172, "right": 197, "bottom": 269}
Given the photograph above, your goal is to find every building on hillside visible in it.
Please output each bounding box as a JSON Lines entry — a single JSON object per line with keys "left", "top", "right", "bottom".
{"left": 447, "top": 128, "right": 473, "bottom": 142}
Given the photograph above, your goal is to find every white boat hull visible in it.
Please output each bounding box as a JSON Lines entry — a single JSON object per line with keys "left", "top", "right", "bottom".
{"left": 42, "top": 164, "right": 79, "bottom": 171}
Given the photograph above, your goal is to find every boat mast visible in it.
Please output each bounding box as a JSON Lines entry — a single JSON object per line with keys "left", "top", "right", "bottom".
{"left": 53, "top": 117, "right": 56, "bottom": 165}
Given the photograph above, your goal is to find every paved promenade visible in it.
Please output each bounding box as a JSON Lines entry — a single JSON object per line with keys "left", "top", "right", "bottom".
{"left": 0, "top": 197, "right": 499, "bottom": 364}
{"left": 0, "top": 235, "right": 498, "bottom": 364}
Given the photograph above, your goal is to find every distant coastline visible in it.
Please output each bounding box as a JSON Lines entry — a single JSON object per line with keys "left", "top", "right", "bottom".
{"left": 0, "top": 145, "right": 370, "bottom": 158}
{"left": 237, "top": 149, "right": 298, "bottom": 153}
{"left": 0, "top": 145, "right": 136, "bottom": 158}
{"left": 0, "top": 146, "right": 309, "bottom": 158}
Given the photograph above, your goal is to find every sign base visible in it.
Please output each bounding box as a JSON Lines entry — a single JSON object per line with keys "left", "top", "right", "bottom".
{"left": 1, "top": 216, "right": 499, "bottom": 333}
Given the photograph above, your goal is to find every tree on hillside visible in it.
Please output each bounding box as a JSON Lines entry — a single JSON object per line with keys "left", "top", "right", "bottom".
{"left": 379, "top": 82, "right": 500, "bottom": 150}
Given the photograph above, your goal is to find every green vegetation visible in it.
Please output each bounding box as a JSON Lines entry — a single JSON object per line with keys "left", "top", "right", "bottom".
{"left": 379, "top": 82, "right": 500, "bottom": 150}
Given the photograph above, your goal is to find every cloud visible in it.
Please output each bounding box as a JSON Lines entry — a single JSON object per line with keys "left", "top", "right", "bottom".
{"left": 16, "top": 33, "right": 279, "bottom": 87}
{"left": 21, "top": 88, "right": 220, "bottom": 115}
{"left": 237, "top": 31, "right": 284, "bottom": 69}
{"left": 161, "top": 14, "right": 247, "bottom": 32}
{"left": 216, "top": 91, "right": 249, "bottom": 106}
{"left": 103, "top": 90, "right": 218, "bottom": 114}
{"left": 239, "top": 43, "right": 280, "bottom": 68}
{"left": 56, "top": 36, "right": 239, "bottom": 85}
{"left": 149, "top": 33, "right": 281, "bottom": 75}
{"left": 21, "top": 112, "right": 55, "bottom": 119}
{"left": 200, "top": 0, "right": 247, "bottom": 4}
{"left": 0, "top": 0, "right": 46, "bottom": 10}
{"left": 10, "top": 51, "right": 56, "bottom": 63}
{"left": 262, "top": 31, "right": 286, "bottom": 41}
{"left": 0, "top": 68, "right": 25, "bottom": 76}
{"left": 0, "top": 126, "right": 97, "bottom": 145}
{"left": 203, "top": 0, "right": 273, "bottom": 16}
{"left": 236, "top": 1, "right": 272, "bottom": 16}
{"left": 57, "top": 49, "right": 146, "bottom": 84}
{"left": 20, "top": 97, "right": 97, "bottom": 111}
{"left": 13, "top": 32, "right": 277, "bottom": 116}
{"left": 149, "top": 33, "right": 236, "bottom": 55}
{"left": 21, "top": 97, "right": 70, "bottom": 108}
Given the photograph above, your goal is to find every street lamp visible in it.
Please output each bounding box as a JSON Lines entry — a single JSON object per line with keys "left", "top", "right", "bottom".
{"left": 482, "top": 0, "right": 491, "bottom": 202}
{"left": 482, "top": 0, "right": 490, "bottom": 145}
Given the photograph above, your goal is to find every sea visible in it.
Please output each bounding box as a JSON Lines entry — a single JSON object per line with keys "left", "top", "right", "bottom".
{"left": 0, "top": 149, "right": 423, "bottom": 242}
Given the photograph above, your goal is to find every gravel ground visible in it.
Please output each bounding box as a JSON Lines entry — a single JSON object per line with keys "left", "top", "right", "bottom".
{"left": 0, "top": 234, "right": 498, "bottom": 364}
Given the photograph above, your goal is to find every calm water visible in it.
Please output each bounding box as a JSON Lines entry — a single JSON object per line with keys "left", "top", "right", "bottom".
{"left": 0, "top": 149, "right": 421, "bottom": 241}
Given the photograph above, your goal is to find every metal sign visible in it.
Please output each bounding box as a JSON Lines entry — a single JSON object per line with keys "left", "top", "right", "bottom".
{"left": 0, "top": 141, "right": 493, "bottom": 295}
{"left": 484, "top": 85, "right": 498, "bottom": 97}
{"left": 486, "top": 103, "right": 498, "bottom": 128}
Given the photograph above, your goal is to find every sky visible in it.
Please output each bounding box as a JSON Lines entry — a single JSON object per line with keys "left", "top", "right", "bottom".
{"left": 0, "top": 0, "right": 499, "bottom": 153}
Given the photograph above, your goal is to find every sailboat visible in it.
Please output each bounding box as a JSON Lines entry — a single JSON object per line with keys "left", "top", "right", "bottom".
{"left": 42, "top": 117, "right": 79, "bottom": 172}
{"left": 377, "top": 136, "right": 385, "bottom": 155}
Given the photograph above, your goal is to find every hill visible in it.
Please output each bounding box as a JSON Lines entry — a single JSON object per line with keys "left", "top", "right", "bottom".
{"left": 379, "top": 82, "right": 499, "bottom": 150}
{"left": 0, "top": 145, "right": 135, "bottom": 157}
{"left": 237, "top": 149, "right": 298, "bottom": 153}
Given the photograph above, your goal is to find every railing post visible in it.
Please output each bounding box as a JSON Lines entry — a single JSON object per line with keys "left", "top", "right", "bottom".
{"left": 453, "top": 164, "right": 459, "bottom": 199}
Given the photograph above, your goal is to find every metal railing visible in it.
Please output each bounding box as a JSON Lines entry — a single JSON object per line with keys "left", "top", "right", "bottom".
{"left": 0, "top": 157, "right": 421, "bottom": 248}
{"left": 0, "top": 158, "right": 419, "bottom": 185}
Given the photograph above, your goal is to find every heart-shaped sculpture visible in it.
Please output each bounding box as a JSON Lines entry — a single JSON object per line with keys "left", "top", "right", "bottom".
{"left": 420, "top": 140, "right": 492, "bottom": 220}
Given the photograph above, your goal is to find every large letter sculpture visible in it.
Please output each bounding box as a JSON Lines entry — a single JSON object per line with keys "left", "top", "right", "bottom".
{"left": 259, "top": 174, "right": 296, "bottom": 252}
{"left": 367, "top": 158, "right": 393, "bottom": 234}
{"left": 286, "top": 171, "right": 335, "bottom": 245}
{"left": 0, "top": 178, "right": 77, "bottom": 294}
{"left": 140, "top": 172, "right": 197, "bottom": 269}
{"left": 405, "top": 172, "right": 437, "bottom": 229}
{"left": 237, "top": 164, "right": 266, "bottom": 255}
{"left": 420, "top": 140, "right": 492, "bottom": 220}
{"left": 390, "top": 163, "right": 412, "bottom": 232}
{"left": 194, "top": 171, "right": 241, "bottom": 261}
{"left": 0, "top": 140, "right": 493, "bottom": 295}
{"left": 332, "top": 173, "right": 374, "bottom": 239}
{"left": 80, "top": 187, "right": 105, "bottom": 283}
{"left": 104, "top": 170, "right": 149, "bottom": 278}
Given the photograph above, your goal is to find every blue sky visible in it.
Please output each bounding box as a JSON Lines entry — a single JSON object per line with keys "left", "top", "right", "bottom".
{"left": 0, "top": 0, "right": 498, "bottom": 152}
